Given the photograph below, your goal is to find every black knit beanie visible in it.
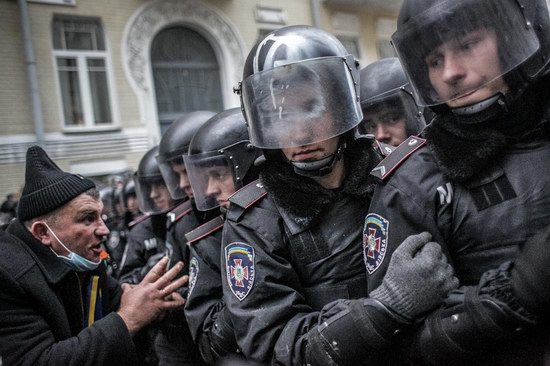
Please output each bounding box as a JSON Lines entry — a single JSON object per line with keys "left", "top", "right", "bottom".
{"left": 17, "top": 146, "right": 96, "bottom": 221}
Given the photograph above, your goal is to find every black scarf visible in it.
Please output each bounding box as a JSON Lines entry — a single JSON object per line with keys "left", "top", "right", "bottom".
{"left": 260, "top": 139, "right": 380, "bottom": 227}
{"left": 423, "top": 79, "right": 550, "bottom": 182}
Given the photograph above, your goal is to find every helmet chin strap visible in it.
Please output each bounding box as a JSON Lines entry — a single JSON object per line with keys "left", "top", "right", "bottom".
{"left": 289, "top": 140, "right": 347, "bottom": 177}
{"left": 449, "top": 72, "right": 530, "bottom": 125}
{"left": 449, "top": 93, "right": 508, "bottom": 125}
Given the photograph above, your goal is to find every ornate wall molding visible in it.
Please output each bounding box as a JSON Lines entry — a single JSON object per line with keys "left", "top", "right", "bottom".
{"left": 122, "top": 0, "right": 246, "bottom": 145}
{"left": 123, "top": 0, "right": 245, "bottom": 92}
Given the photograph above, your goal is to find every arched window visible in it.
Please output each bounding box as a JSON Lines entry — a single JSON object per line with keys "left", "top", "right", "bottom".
{"left": 152, "top": 27, "right": 223, "bottom": 133}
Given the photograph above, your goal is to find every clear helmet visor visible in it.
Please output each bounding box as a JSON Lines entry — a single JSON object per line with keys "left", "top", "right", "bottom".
{"left": 392, "top": 0, "right": 540, "bottom": 107}
{"left": 241, "top": 56, "right": 362, "bottom": 148}
{"left": 134, "top": 175, "right": 175, "bottom": 215}
{"left": 358, "top": 90, "right": 419, "bottom": 136}
{"left": 157, "top": 155, "right": 186, "bottom": 200}
{"left": 183, "top": 152, "right": 237, "bottom": 212}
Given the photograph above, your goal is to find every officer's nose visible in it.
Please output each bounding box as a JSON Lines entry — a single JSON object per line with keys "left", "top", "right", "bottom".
{"left": 441, "top": 52, "right": 467, "bottom": 85}
{"left": 375, "top": 124, "right": 391, "bottom": 143}
{"left": 149, "top": 185, "right": 159, "bottom": 199}
{"left": 205, "top": 177, "right": 220, "bottom": 198}
{"left": 179, "top": 173, "right": 190, "bottom": 191}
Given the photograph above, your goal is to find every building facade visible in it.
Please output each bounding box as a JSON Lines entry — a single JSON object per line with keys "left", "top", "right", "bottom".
{"left": 0, "top": 0, "right": 402, "bottom": 195}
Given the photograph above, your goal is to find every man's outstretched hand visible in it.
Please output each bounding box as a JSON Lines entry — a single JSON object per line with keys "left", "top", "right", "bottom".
{"left": 117, "top": 257, "right": 188, "bottom": 335}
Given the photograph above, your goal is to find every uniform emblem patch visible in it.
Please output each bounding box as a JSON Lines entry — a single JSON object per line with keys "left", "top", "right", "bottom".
{"left": 363, "top": 214, "right": 389, "bottom": 275}
{"left": 188, "top": 257, "right": 199, "bottom": 297}
{"left": 225, "top": 242, "right": 255, "bottom": 301}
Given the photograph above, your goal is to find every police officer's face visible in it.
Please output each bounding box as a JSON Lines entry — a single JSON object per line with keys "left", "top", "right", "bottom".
{"left": 42, "top": 193, "right": 110, "bottom": 262}
{"left": 172, "top": 162, "right": 193, "bottom": 199}
{"left": 205, "top": 165, "right": 235, "bottom": 209}
{"left": 361, "top": 108, "right": 408, "bottom": 146}
{"left": 281, "top": 136, "right": 340, "bottom": 162}
{"left": 126, "top": 194, "right": 139, "bottom": 214}
{"left": 150, "top": 182, "right": 173, "bottom": 211}
{"left": 425, "top": 28, "right": 508, "bottom": 108}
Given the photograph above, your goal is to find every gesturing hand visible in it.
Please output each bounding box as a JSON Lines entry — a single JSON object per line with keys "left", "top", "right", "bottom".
{"left": 117, "top": 257, "right": 188, "bottom": 335}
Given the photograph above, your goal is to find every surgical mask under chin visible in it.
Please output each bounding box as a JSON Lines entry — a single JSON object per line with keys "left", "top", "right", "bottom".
{"left": 44, "top": 223, "right": 101, "bottom": 272}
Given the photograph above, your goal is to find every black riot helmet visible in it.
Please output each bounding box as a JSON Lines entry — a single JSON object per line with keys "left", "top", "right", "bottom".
{"left": 99, "top": 186, "right": 115, "bottom": 221}
{"left": 183, "top": 108, "right": 262, "bottom": 211}
{"left": 135, "top": 146, "right": 178, "bottom": 215}
{"left": 392, "top": 0, "right": 550, "bottom": 121}
{"left": 157, "top": 111, "right": 216, "bottom": 200}
{"left": 358, "top": 57, "right": 425, "bottom": 143}
{"left": 122, "top": 178, "right": 136, "bottom": 206}
{"left": 235, "top": 25, "right": 363, "bottom": 177}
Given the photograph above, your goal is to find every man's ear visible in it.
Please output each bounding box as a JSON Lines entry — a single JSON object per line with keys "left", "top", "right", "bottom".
{"left": 30, "top": 221, "right": 52, "bottom": 246}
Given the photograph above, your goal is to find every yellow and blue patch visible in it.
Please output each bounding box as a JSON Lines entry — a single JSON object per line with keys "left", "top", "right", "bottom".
{"left": 363, "top": 213, "right": 389, "bottom": 275}
{"left": 225, "top": 242, "right": 255, "bottom": 301}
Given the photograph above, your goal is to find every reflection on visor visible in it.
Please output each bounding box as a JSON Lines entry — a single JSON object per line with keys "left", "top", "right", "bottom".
{"left": 391, "top": 0, "right": 540, "bottom": 106}
{"left": 158, "top": 157, "right": 186, "bottom": 200}
{"left": 242, "top": 57, "right": 362, "bottom": 148}
{"left": 184, "top": 152, "right": 236, "bottom": 211}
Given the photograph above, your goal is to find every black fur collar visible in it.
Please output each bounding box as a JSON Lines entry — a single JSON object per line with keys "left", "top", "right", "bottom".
{"left": 260, "top": 139, "right": 380, "bottom": 227}
{"left": 424, "top": 80, "right": 550, "bottom": 183}
{"left": 423, "top": 114, "right": 509, "bottom": 182}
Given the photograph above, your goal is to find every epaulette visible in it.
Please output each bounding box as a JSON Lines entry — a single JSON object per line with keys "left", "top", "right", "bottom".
{"left": 166, "top": 200, "right": 193, "bottom": 229}
{"left": 185, "top": 215, "right": 225, "bottom": 245}
{"left": 370, "top": 136, "right": 426, "bottom": 182}
{"left": 228, "top": 179, "right": 267, "bottom": 209}
{"left": 128, "top": 213, "right": 150, "bottom": 229}
{"left": 373, "top": 140, "right": 396, "bottom": 157}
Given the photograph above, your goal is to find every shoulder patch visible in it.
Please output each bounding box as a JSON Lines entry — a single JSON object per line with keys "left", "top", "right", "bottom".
{"left": 228, "top": 179, "right": 267, "bottom": 209}
{"left": 225, "top": 242, "right": 255, "bottom": 301}
{"left": 185, "top": 215, "right": 225, "bottom": 245}
{"left": 188, "top": 256, "right": 199, "bottom": 297}
{"left": 166, "top": 200, "right": 193, "bottom": 228}
{"left": 370, "top": 136, "right": 426, "bottom": 181}
{"left": 363, "top": 213, "right": 389, "bottom": 275}
{"left": 374, "top": 140, "right": 396, "bottom": 157}
{"left": 128, "top": 213, "right": 151, "bottom": 228}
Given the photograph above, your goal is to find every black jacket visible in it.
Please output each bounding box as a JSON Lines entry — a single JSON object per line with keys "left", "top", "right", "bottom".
{"left": 0, "top": 219, "right": 136, "bottom": 365}
{"left": 221, "top": 139, "right": 379, "bottom": 365}
{"left": 118, "top": 213, "right": 167, "bottom": 284}
{"left": 367, "top": 79, "right": 550, "bottom": 365}
{"left": 184, "top": 215, "right": 235, "bottom": 364}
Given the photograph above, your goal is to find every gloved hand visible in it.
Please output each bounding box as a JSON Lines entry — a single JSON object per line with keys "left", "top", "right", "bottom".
{"left": 369, "top": 232, "right": 458, "bottom": 320}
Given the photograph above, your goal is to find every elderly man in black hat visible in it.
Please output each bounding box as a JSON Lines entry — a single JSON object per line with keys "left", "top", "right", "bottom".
{"left": 0, "top": 146, "right": 188, "bottom": 365}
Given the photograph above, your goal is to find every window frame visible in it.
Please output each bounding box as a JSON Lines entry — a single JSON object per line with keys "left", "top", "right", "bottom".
{"left": 52, "top": 16, "right": 119, "bottom": 132}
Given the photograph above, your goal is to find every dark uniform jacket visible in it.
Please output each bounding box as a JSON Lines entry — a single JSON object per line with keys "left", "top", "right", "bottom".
{"left": 118, "top": 213, "right": 167, "bottom": 284}
{"left": 184, "top": 215, "right": 232, "bottom": 364}
{"left": 0, "top": 219, "right": 136, "bottom": 365}
{"left": 155, "top": 200, "right": 208, "bottom": 366}
{"left": 221, "top": 140, "right": 380, "bottom": 365}
{"left": 366, "top": 80, "right": 550, "bottom": 365}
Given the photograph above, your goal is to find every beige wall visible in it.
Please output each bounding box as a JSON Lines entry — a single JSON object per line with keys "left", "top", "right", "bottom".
{"left": 0, "top": 1, "right": 34, "bottom": 135}
{"left": 0, "top": 0, "right": 394, "bottom": 196}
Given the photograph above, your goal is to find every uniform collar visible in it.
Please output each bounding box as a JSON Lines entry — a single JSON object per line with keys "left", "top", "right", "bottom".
{"left": 261, "top": 139, "right": 379, "bottom": 230}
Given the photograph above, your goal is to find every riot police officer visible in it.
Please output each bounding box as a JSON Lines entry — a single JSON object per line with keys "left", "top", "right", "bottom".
{"left": 154, "top": 111, "right": 216, "bottom": 365}
{"left": 183, "top": 107, "right": 261, "bottom": 364}
{"left": 366, "top": 0, "right": 550, "bottom": 364}
{"left": 224, "top": 25, "right": 458, "bottom": 365}
{"left": 119, "top": 146, "right": 176, "bottom": 284}
{"left": 358, "top": 57, "right": 426, "bottom": 146}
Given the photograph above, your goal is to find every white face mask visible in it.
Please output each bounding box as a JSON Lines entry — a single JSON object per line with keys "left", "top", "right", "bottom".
{"left": 43, "top": 222, "right": 101, "bottom": 272}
